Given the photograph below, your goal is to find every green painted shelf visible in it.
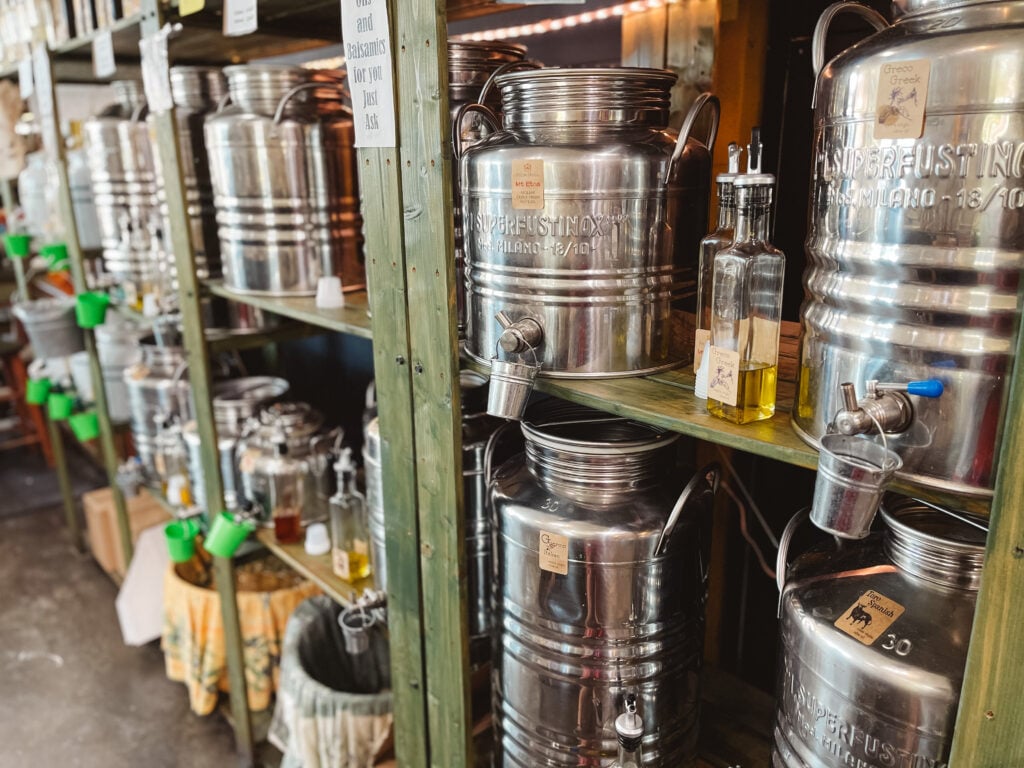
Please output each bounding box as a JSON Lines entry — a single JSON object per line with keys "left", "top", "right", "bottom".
{"left": 464, "top": 360, "right": 992, "bottom": 516}
{"left": 206, "top": 280, "right": 373, "bottom": 339}
{"left": 255, "top": 529, "right": 374, "bottom": 607}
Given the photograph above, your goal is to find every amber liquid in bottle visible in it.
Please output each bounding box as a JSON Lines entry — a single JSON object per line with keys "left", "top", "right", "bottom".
{"left": 707, "top": 362, "right": 778, "bottom": 424}
{"left": 274, "top": 508, "right": 302, "bottom": 544}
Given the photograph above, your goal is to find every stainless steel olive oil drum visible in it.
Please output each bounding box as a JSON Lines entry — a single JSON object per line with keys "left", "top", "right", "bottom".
{"left": 449, "top": 40, "right": 529, "bottom": 334}
{"left": 83, "top": 80, "right": 163, "bottom": 290}
{"left": 462, "top": 70, "right": 717, "bottom": 378}
{"left": 123, "top": 340, "right": 190, "bottom": 480}
{"left": 795, "top": 0, "right": 1024, "bottom": 496}
{"left": 773, "top": 498, "right": 986, "bottom": 768}
{"left": 204, "top": 65, "right": 364, "bottom": 296}
{"left": 491, "top": 402, "right": 718, "bottom": 767}
{"left": 150, "top": 66, "right": 227, "bottom": 280}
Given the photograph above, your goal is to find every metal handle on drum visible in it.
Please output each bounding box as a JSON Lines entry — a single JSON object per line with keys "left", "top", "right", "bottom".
{"left": 452, "top": 102, "right": 500, "bottom": 163}
{"left": 655, "top": 463, "right": 720, "bottom": 558}
{"left": 475, "top": 59, "right": 542, "bottom": 109}
{"left": 669, "top": 92, "right": 721, "bottom": 176}
{"left": 273, "top": 82, "right": 345, "bottom": 125}
{"left": 776, "top": 507, "right": 811, "bottom": 598}
{"left": 215, "top": 93, "right": 232, "bottom": 113}
{"left": 811, "top": 3, "right": 890, "bottom": 105}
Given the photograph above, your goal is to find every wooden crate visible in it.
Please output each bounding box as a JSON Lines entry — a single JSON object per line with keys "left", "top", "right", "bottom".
{"left": 82, "top": 487, "right": 170, "bottom": 578}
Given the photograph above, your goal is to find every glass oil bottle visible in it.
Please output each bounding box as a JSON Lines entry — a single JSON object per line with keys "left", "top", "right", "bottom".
{"left": 329, "top": 447, "right": 372, "bottom": 582}
{"left": 694, "top": 141, "right": 742, "bottom": 370}
{"left": 707, "top": 169, "right": 785, "bottom": 424}
{"left": 268, "top": 434, "right": 305, "bottom": 544}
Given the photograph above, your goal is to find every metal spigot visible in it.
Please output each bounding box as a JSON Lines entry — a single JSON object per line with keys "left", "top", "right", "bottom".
{"left": 833, "top": 379, "right": 944, "bottom": 436}
{"left": 615, "top": 693, "right": 645, "bottom": 765}
{"left": 495, "top": 311, "right": 543, "bottom": 355}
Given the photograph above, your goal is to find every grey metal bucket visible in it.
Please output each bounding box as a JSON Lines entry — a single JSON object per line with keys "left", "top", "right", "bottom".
{"left": 487, "top": 343, "right": 540, "bottom": 421}
{"left": 12, "top": 298, "right": 85, "bottom": 359}
{"left": 810, "top": 433, "right": 902, "bottom": 540}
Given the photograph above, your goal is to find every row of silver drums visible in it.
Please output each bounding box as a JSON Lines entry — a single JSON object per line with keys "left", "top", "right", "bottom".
{"left": 205, "top": 65, "right": 364, "bottom": 296}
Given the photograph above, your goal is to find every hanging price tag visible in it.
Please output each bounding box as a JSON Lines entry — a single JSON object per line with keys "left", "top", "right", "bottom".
{"left": 179, "top": 0, "right": 205, "bottom": 16}
{"left": 17, "top": 58, "right": 33, "bottom": 98}
{"left": 93, "top": 29, "right": 116, "bottom": 78}
{"left": 223, "top": 0, "right": 258, "bottom": 37}
{"left": 31, "top": 45, "right": 53, "bottom": 120}
{"left": 139, "top": 33, "right": 173, "bottom": 113}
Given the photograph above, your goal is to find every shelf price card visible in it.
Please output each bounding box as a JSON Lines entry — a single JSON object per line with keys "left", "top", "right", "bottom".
{"left": 340, "top": 0, "right": 396, "bottom": 147}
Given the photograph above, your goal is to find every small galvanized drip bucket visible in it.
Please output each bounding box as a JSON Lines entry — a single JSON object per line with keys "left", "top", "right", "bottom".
{"left": 487, "top": 342, "right": 540, "bottom": 420}
{"left": 810, "top": 432, "right": 902, "bottom": 539}
{"left": 13, "top": 298, "right": 85, "bottom": 359}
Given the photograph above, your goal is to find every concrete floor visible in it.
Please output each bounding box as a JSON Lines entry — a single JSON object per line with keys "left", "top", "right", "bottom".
{"left": 0, "top": 505, "right": 278, "bottom": 768}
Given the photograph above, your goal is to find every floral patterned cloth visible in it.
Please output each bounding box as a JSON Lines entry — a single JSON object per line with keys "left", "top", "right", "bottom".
{"left": 162, "top": 566, "right": 321, "bottom": 715}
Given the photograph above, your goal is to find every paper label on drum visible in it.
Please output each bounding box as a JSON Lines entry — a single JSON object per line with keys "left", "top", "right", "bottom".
{"left": 874, "top": 60, "right": 930, "bottom": 140}
{"left": 693, "top": 329, "right": 710, "bottom": 372}
{"left": 539, "top": 530, "right": 568, "bottom": 575}
{"left": 223, "top": 0, "right": 258, "bottom": 36}
{"left": 511, "top": 159, "right": 545, "bottom": 210}
{"left": 707, "top": 346, "right": 740, "bottom": 406}
{"left": 835, "top": 589, "right": 905, "bottom": 645}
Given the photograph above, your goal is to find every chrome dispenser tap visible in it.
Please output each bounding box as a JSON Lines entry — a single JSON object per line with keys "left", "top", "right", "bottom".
{"left": 833, "top": 379, "right": 944, "bottom": 436}
{"left": 614, "top": 694, "right": 645, "bottom": 768}
{"left": 495, "top": 311, "right": 543, "bottom": 355}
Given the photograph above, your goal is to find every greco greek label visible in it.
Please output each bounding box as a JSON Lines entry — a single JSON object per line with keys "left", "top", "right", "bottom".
{"left": 707, "top": 346, "right": 740, "bottom": 406}
{"left": 538, "top": 530, "right": 568, "bottom": 575}
{"left": 834, "top": 589, "right": 905, "bottom": 645}
{"left": 511, "top": 159, "right": 545, "bottom": 210}
{"left": 875, "top": 60, "right": 930, "bottom": 140}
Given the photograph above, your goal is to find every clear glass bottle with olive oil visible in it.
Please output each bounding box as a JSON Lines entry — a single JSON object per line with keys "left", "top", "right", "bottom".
{"left": 707, "top": 172, "right": 785, "bottom": 424}
{"left": 329, "top": 448, "right": 372, "bottom": 582}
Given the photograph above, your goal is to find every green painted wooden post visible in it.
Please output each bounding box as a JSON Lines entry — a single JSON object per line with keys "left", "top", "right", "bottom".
{"left": 950, "top": 321, "right": 1024, "bottom": 765}
{"left": 394, "top": 3, "right": 472, "bottom": 766}
{"left": 139, "top": 4, "right": 252, "bottom": 761}
{"left": 32, "top": 44, "right": 132, "bottom": 562}
{"left": 47, "top": 416, "right": 82, "bottom": 550}
{"left": 0, "top": 178, "right": 29, "bottom": 300}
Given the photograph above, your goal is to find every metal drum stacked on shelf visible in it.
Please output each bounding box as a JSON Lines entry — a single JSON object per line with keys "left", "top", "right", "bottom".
{"left": 773, "top": 498, "right": 987, "bottom": 768}
{"left": 151, "top": 66, "right": 227, "bottom": 281}
{"left": 83, "top": 80, "right": 164, "bottom": 294}
{"left": 461, "top": 69, "right": 717, "bottom": 386}
{"left": 205, "top": 65, "right": 364, "bottom": 296}
{"left": 183, "top": 376, "right": 289, "bottom": 511}
{"left": 69, "top": 317, "right": 144, "bottom": 423}
{"left": 123, "top": 338, "right": 190, "bottom": 480}
{"left": 490, "top": 402, "right": 718, "bottom": 767}
{"left": 448, "top": 40, "right": 528, "bottom": 333}
{"left": 794, "top": 0, "right": 1024, "bottom": 496}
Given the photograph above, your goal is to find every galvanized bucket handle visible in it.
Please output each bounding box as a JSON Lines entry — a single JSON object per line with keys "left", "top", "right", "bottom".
{"left": 655, "top": 462, "right": 720, "bottom": 557}
{"left": 811, "top": 3, "right": 889, "bottom": 105}
{"left": 453, "top": 102, "right": 500, "bottom": 163}
{"left": 669, "top": 92, "right": 720, "bottom": 179}
{"left": 827, "top": 407, "right": 900, "bottom": 472}
{"left": 216, "top": 93, "right": 232, "bottom": 112}
{"left": 475, "top": 59, "right": 542, "bottom": 110}
{"left": 493, "top": 337, "right": 539, "bottom": 369}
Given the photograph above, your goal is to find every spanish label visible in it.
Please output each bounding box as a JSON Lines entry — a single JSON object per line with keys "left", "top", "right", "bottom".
{"left": 539, "top": 530, "right": 569, "bottom": 575}
{"left": 875, "top": 60, "right": 930, "bottom": 140}
{"left": 18, "top": 58, "right": 33, "bottom": 98}
{"left": 334, "top": 549, "right": 351, "bottom": 581}
{"left": 223, "top": 0, "right": 258, "bottom": 37}
{"left": 92, "top": 29, "right": 115, "bottom": 79}
{"left": 834, "top": 589, "right": 905, "bottom": 645}
{"left": 693, "top": 328, "right": 710, "bottom": 372}
{"left": 179, "top": 0, "right": 205, "bottom": 15}
{"left": 341, "top": 0, "right": 397, "bottom": 148}
{"left": 707, "top": 345, "right": 740, "bottom": 406}
{"left": 511, "top": 159, "right": 545, "bottom": 210}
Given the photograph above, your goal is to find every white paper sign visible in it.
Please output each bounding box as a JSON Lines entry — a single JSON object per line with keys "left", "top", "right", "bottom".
{"left": 223, "top": 0, "right": 258, "bottom": 37}
{"left": 341, "top": 0, "right": 396, "bottom": 148}
{"left": 31, "top": 45, "right": 53, "bottom": 120}
{"left": 139, "top": 33, "right": 173, "bottom": 113}
{"left": 18, "top": 58, "right": 33, "bottom": 98}
{"left": 93, "top": 28, "right": 116, "bottom": 79}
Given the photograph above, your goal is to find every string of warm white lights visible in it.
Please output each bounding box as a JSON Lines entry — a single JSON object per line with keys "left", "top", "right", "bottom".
{"left": 453, "top": 0, "right": 681, "bottom": 42}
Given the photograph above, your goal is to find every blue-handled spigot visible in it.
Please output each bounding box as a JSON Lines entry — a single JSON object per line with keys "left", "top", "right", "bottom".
{"left": 834, "top": 378, "right": 942, "bottom": 437}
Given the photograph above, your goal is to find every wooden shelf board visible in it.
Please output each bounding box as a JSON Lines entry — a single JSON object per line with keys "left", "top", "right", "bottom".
{"left": 255, "top": 528, "right": 373, "bottom": 607}
{"left": 206, "top": 280, "right": 373, "bottom": 339}
{"left": 51, "top": 13, "right": 144, "bottom": 58}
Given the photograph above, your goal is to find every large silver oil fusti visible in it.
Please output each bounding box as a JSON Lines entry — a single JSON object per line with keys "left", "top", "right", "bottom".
{"left": 204, "top": 65, "right": 364, "bottom": 296}
{"left": 183, "top": 376, "right": 289, "bottom": 511}
{"left": 83, "top": 80, "right": 163, "bottom": 290}
{"left": 461, "top": 69, "right": 718, "bottom": 379}
{"left": 773, "top": 498, "right": 987, "bottom": 768}
{"left": 491, "top": 402, "right": 718, "bottom": 767}
{"left": 794, "top": 0, "right": 1024, "bottom": 496}
{"left": 362, "top": 372, "right": 503, "bottom": 641}
{"left": 123, "top": 339, "right": 189, "bottom": 480}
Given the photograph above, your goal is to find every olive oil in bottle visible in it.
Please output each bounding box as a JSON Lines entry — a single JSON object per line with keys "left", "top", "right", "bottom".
{"left": 329, "top": 448, "right": 372, "bottom": 582}
{"left": 707, "top": 167, "right": 785, "bottom": 425}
